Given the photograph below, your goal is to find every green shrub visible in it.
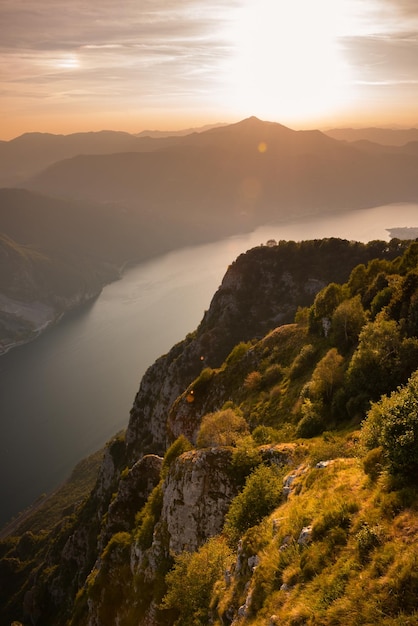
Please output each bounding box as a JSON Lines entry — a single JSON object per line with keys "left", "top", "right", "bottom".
{"left": 161, "top": 537, "right": 232, "bottom": 625}
{"left": 252, "top": 425, "right": 282, "bottom": 444}
{"left": 224, "top": 464, "right": 284, "bottom": 545}
{"left": 261, "top": 364, "right": 284, "bottom": 388}
{"left": 289, "top": 344, "right": 316, "bottom": 379}
{"left": 191, "top": 367, "right": 215, "bottom": 394}
{"left": 197, "top": 409, "right": 249, "bottom": 448}
{"left": 224, "top": 342, "right": 252, "bottom": 368}
{"left": 361, "top": 370, "right": 418, "bottom": 479}
{"left": 296, "top": 399, "right": 325, "bottom": 438}
{"left": 135, "top": 483, "right": 163, "bottom": 550}
{"left": 309, "top": 348, "right": 344, "bottom": 403}
{"left": 356, "top": 524, "right": 382, "bottom": 564}
{"left": 363, "top": 446, "right": 384, "bottom": 480}
{"left": 230, "top": 435, "right": 262, "bottom": 485}
{"left": 162, "top": 435, "right": 193, "bottom": 478}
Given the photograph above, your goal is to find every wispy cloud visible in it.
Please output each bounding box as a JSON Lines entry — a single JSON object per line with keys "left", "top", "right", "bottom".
{"left": 0, "top": 0, "right": 236, "bottom": 103}
{"left": 0, "top": 0, "right": 416, "bottom": 135}
{"left": 342, "top": 32, "right": 418, "bottom": 85}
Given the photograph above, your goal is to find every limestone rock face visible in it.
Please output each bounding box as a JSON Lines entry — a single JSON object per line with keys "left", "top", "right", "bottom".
{"left": 160, "top": 448, "right": 237, "bottom": 554}
{"left": 100, "top": 454, "right": 163, "bottom": 547}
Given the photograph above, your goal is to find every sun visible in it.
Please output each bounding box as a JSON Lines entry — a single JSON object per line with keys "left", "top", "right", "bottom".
{"left": 55, "top": 54, "right": 80, "bottom": 70}
{"left": 223, "top": 0, "right": 355, "bottom": 124}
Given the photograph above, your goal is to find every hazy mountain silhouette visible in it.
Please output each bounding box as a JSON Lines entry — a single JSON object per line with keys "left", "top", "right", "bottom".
{"left": 135, "top": 122, "right": 226, "bottom": 138}
{"left": 0, "top": 130, "right": 185, "bottom": 187}
{"left": 25, "top": 117, "right": 418, "bottom": 233}
{"left": 0, "top": 124, "right": 226, "bottom": 187}
{"left": 324, "top": 127, "right": 418, "bottom": 146}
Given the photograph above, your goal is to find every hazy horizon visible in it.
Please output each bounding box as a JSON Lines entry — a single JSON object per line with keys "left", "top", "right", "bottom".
{"left": 1, "top": 116, "right": 418, "bottom": 144}
{"left": 1, "top": 0, "right": 417, "bottom": 140}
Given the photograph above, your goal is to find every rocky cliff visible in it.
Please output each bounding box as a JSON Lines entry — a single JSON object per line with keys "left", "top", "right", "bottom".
{"left": 1, "top": 236, "right": 417, "bottom": 626}
{"left": 125, "top": 238, "right": 401, "bottom": 462}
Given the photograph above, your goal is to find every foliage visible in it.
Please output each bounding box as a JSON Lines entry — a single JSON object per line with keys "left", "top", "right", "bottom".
{"left": 190, "top": 367, "right": 215, "bottom": 394}
{"left": 331, "top": 295, "right": 367, "bottom": 351}
{"left": 289, "top": 343, "right": 317, "bottom": 379}
{"left": 224, "top": 464, "right": 284, "bottom": 545}
{"left": 361, "top": 370, "right": 418, "bottom": 479}
{"left": 312, "top": 282, "right": 347, "bottom": 322}
{"left": 160, "top": 537, "right": 233, "bottom": 625}
{"left": 197, "top": 408, "right": 249, "bottom": 448}
{"left": 296, "top": 399, "right": 325, "bottom": 438}
{"left": 308, "top": 348, "right": 344, "bottom": 403}
{"left": 134, "top": 483, "right": 163, "bottom": 550}
{"left": 224, "top": 342, "right": 252, "bottom": 368}
{"left": 252, "top": 425, "right": 283, "bottom": 444}
{"left": 162, "top": 435, "right": 193, "bottom": 479}
{"left": 346, "top": 318, "right": 405, "bottom": 411}
{"left": 244, "top": 370, "right": 262, "bottom": 391}
{"left": 4, "top": 237, "right": 418, "bottom": 625}
{"left": 230, "top": 435, "right": 262, "bottom": 485}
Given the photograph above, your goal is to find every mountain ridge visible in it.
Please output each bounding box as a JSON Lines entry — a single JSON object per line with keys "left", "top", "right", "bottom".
{"left": 3, "top": 237, "right": 418, "bottom": 625}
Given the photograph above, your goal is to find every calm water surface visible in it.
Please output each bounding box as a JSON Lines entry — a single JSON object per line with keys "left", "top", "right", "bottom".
{"left": 1, "top": 203, "right": 417, "bottom": 526}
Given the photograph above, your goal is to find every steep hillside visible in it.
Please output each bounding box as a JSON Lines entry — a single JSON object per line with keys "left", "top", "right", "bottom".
{"left": 0, "top": 188, "right": 136, "bottom": 353}
{"left": 0, "top": 185, "right": 218, "bottom": 354}
{"left": 1, "top": 237, "right": 418, "bottom": 625}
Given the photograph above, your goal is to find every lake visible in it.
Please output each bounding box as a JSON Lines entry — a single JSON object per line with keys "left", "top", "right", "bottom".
{"left": 1, "top": 202, "right": 417, "bottom": 527}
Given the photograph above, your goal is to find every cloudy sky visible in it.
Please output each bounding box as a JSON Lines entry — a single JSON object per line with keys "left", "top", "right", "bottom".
{"left": 0, "top": 0, "right": 417, "bottom": 138}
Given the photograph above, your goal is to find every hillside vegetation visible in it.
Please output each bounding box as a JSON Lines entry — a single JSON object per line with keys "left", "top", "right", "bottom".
{"left": 1, "top": 237, "right": 418, "bottom": 625}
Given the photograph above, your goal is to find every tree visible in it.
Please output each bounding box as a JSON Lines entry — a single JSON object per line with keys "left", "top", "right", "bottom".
{"left": 346, "top": 318, "right": 402, "bottom": 404}
{"left": 348, "top": 263, "right": 368, "bottom": 297}
{"left": 309, "top": 348, "right": 344, "bottom": 403}
{"left": 331, "top": 295, "right": 367, "bottom": 351}
{"left": 310, "top": 283, "right": 347, "bottom": 336}
{"left": 312, "top": 282, "right": 346, "bottom": 321}
{"left": 361, "top": 370, "right": 418, "bottom": 479}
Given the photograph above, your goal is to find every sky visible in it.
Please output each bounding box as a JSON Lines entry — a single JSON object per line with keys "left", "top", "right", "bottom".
{"left": 0, "top": 0, "right": 417, "bottom": 139}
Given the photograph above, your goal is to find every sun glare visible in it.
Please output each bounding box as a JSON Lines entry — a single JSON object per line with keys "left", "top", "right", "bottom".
{"left": 224, "top": 0, "right": 356, "bottom": 123}
{"left": 55, "top": 54, "right": 80, "bottom": 70}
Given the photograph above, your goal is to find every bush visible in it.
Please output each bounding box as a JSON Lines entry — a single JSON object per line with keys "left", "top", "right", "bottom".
{"left": 363, "top": 447, "right": 384, "bottom": 480}
{"left": 244, "top": 370, "right": 262, "bottom": 391}
{"left": 296, "top": 399, "right": 325, "bottom": 438}
{"left": 356, "top": 524, "right": 382, "bottom": 564}
{"left": 289, "top": 343, "right": 317, "bottom": 378}
{"left": 252, "top": 425, "right": 282, "bottom": 444}
{"left": 230, "top": 435, "right": 262, "bottom": 485}
{"left": 224, "top": 464, "right": 284, "bottom": 545}
{"left": 361, "top": 370, "right": 418, "bottom": 479}
{"left": 135, "top": 483, "right": 163, "bottom": 549}
{"left": 309, "top": 348, "right": 344, "bottom": 403}
{"left": 197, "top": 409, "right": 249, "bottom": 448}
{"left": 162, "top": 435, "right": 192, "bottom": 478}
{"left": 161, "top": 537, "right": 232, "bottom": 625}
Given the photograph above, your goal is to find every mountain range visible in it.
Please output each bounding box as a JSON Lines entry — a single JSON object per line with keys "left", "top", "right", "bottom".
{"left": 1, "top": 116, "right": 418, "bottom": 353}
